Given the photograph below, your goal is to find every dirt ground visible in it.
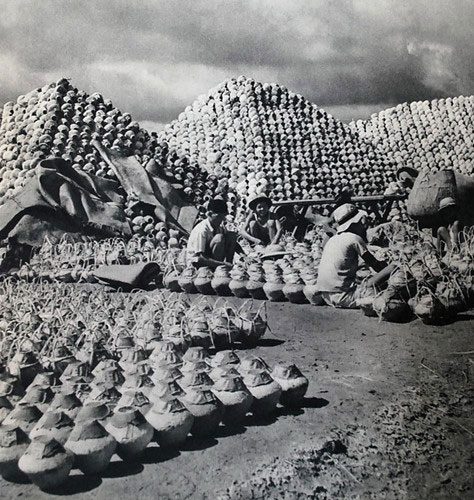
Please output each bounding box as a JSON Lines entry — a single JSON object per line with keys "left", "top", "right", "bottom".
{"left": 1, "top": 299, "right": 473, "bottom": 500}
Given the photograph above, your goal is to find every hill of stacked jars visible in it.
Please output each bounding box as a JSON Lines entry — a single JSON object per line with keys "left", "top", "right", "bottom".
{"left": 157, "top": 76, "right": 399, "bottom": 218}
{"left": 350, "top": 96, "right": 474, "bottom": 176}
{"left": 1, "top": 77, "right": 473, "bottom": 227}
{"left": 0, "top": 79, "right": 214, "bottom": 238}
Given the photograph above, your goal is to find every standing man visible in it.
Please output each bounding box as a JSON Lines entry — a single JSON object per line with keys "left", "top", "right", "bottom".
{"left": 187, "top": 198, "right": 240, "bottom": 268}
{"left": 316, "top": 203, "right": 396, "bottom": 308}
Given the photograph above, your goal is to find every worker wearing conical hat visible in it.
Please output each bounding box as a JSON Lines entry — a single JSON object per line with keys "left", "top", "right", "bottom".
{"left": 316, "top": 203, "right": 396, "bottom": 308}
{"left": 240, "top": 194, "right": 283, "bottom": 247}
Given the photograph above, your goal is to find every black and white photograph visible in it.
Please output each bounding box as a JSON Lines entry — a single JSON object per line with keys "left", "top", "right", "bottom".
{"left": 0, "top": 1, "right": 473, "bottom": 498}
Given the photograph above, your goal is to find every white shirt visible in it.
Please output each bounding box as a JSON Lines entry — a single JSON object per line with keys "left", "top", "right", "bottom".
{"left": 186, "top": 219, "right": 226, "bottom": 264}
{"left": 316, "top": 232, "right": 368, "bottom": 292}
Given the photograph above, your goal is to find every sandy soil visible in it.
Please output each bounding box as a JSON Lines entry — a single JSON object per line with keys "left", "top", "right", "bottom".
{"left": 1, "top": 300, "right": 473, "bottom": 499}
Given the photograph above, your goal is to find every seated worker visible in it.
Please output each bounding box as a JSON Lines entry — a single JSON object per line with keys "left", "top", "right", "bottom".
{"left": 240, "top": 194, "right": 283, "bottom": 246}
{"left": 187, "top": 198, "right": 241, "bottom": 269}
{"left": 316, "top": 203, "right": 396, "bottom": 309}
{"left": 434, "top": 197, "right": 463, "bottom": 254}
{"left": 384, "top": 166, "right": 418, "bottom": 196}
{"left": 273, "top": 205, "right": 315, "bottom": 242}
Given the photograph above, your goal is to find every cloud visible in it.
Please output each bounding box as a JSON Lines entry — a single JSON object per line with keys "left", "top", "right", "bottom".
{"left": 0, "top": 0, "right": 473, "bottom": 124}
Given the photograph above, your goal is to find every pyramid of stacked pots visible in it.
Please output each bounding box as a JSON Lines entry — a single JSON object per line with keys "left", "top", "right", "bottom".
{"left": 0, "top": 79, "right": 214, "bottom": 240}
{"left": 350, "top": 96, "right": 474, "bottom": 176}
{"left": 158, "top": 75, "right": 399, "bottom": 219}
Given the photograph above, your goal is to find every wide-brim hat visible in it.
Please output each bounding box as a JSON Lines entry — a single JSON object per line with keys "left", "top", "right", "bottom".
{"left": 248, "top": 194, "right": 272, "bottom": 210}
{"left": 260, "top": 244, "right": 290, "bottom": 260}
{"left": 438, "top": 196, "right": 457, "bottom": 211}
{"left": 333, "top": 203, "right": 368, "bottom": 233}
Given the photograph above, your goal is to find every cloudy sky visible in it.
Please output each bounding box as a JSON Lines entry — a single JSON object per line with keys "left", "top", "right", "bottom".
{"left": 1, "top": 0, "right": 473, "bottom": 127}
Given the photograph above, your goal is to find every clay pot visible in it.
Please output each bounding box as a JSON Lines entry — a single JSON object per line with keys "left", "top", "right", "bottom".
{"left": 271, "top": 364, "right": 309, "bottom": 407}
{"left": 64, "top": 420, "right": 116, "bottom": 474}
{"left": 229, "top": 276, "right": 250, "bottom": 298}
{"left": 181, "top": 388, "right": 224, "bottom": 438}
{"left": 211, "top": 350, "right": 240, "bottom": 367}
{"left": 105, "top": 407, "right": 154, "bottom": 460}
{"left": 30, "top": 411, "right": 74, "bottom": 445}
{"left": 211, "top": 265, "right": 232, "bottom": 296}
{"left": 0, "top": 396, "right": 13, "bottom": 425}
{"left": 263, "top": 279, "right": 286, "bottom": 301}
{"left": 19, "top": 437, "right": 73, "bottom": 490}
{"left": 48, "top": 392, "right": 82, "bottom": 420}
{"left": 145, "top": 398, "right": 194, "bottom": 448}
{"left": 180, "top": 371, "right": 214, "bottom": 390}
{"left": 303, "top": 283, "right": 325, "bottom": 305}
{"left": 212, "top": 376, "right": 253, "bottom": 425}
{"left": 178, "top": 266, "right": 198, "bottom": 294}
{"left": 3, "top": 404, "right": 43, "bottom": 435}
{"left": 194, "top": 267, "right": 215, "bottom": 295}
{"left": 148, "top": 381, "right": 185, "bottom": 403}
{"left": 116, "top": 390, "right": 151, "bottom": 415}
{"left": 243, "top": 370, "right": 282, "bottom": 417}
{"left": 0, "top": 425, "right": 30, "bottom": 481}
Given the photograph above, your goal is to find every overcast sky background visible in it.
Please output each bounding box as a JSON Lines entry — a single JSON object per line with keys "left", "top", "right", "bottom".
{"left": 1, "top": 0, "right": 473, "bottom": 128}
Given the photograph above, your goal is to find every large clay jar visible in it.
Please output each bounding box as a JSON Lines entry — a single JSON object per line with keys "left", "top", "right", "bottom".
{"left": 64, "top": 420, "right": 116, "bottom": 475}
{"left": 180, "top": 388, "right": 224, "bottom": 438}
{"left": 18, "top": 437, "right": 74, "bottom": 491}
{"left": 246, "top": 263, "right": 266, "bottom": 300}
{"left": 145, "top": 397, "right": 194, "bottom": 448}
{"left": 30, "top": 411, "right": 74, "bottom": 445}
{"left": 211, "top": 265, "right": 232, "bottom": 296}
{"left": 282, "top": 273, "right": 308, "bottom": 304}
{"left": 0, "top": 425, "right": 30, "bottom": 481}
{"left": 229, "top": 267, "right": 250, "bottom": 298}
{"left": 178, "top": 266, "right": 198, "bottom": 294}
{"left": 243, "top": 370, "right": 282, "bottom": 417}
{"left": 105, "top": 406, "right": 154, "bottom": 461}
{"left": 194, "top": 267, "right": 215, "bottom": 295}
{"left": 263, "top": 275, "right": 286, "bottom": 301}
{"left": 271, "top": 364, "right": 309, "bottom": 407}
{"left": 212, "top": 376, "right": 253, "bottom": 425}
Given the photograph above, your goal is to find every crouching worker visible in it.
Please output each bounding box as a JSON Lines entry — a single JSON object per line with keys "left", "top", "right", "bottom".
{"left": 240, "top": 194, "right": 282, "bottom": 246}
{"left": 187, "top": 198, "right": 242, "bottom": 269}
{"left": 316, "top": 204, "right": 396, "bottom": 309}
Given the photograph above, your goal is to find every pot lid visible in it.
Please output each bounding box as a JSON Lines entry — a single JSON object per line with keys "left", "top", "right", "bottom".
{"left": 182, "top": 347, "right": 209, "bottom": 363}
{"left": 211, "top": 350, "right": 240, "bottom": 367}
{"left": 0, "top": 425, "right": 29, "bottom": 448}
{"left": 38, "top": 411, "right": 74, "bottom": 429}
{"left": 75, "top": 402, "right": 110, "bottom": 422}
{"left": 272, "top": 363, "right": 304, "bottom": 380}
{"left": 213, "top": 375, "right": 247, "bottom": 392}
{"left": 182, "top": 388, "right": 218, "bottom": 405}
{"left": 181, "top": 371, "right": 214, "bottom": 388}
{"left": 110, "top": 406, "right": 146, "bottom": 428}
{"left": 69, "top": 420, "right": 109, "bottom": 441}
{"left": 243, "top": 370, "right": 275, "bottom": 387}
{"left": 239, "top": 356, "right": 270, "bottom": 373}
